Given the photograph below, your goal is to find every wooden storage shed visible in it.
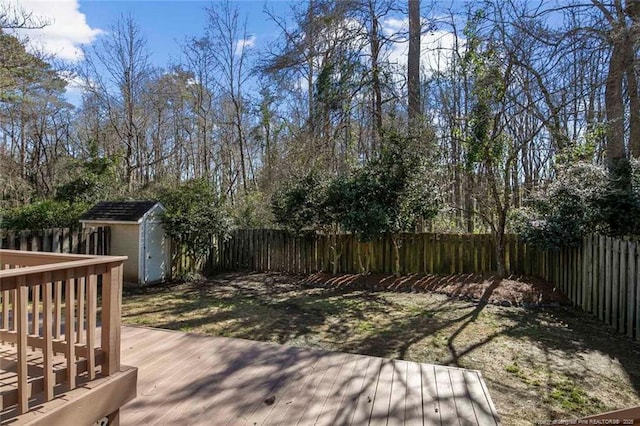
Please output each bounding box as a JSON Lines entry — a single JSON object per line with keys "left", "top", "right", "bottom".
{"left": 79, "top": 200, "right": 170, "bottom": 285}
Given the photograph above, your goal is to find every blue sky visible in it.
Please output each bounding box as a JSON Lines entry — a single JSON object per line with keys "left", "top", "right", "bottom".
{"left": 77, "top": 1, "right": 294, "bottom": 68}
{"left": 9, "top": 0, "right": 296, "bottom": 67}
{"left": 8, "top": 0, "right": 298, "bottom": 103}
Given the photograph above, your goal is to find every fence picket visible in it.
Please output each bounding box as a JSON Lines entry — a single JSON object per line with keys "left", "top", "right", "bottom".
{"left": 633, "top": 241, "right": 640, "bottom": 340}
{"left": 625, "top": 240, "right": 635, "bottom": 338}
{"left": 612, "top": 239, "right": 620, "bottom": 329}
{"left": 619, "top": 242, "right": 627, "bottom": 334}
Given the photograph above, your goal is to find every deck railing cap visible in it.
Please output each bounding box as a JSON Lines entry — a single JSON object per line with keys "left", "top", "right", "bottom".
{"left": 0, "top": 249, "right": 127, "bottom": 280}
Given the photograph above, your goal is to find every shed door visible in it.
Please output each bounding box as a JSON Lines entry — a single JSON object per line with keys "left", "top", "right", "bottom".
{"left": 143, "top": 221, "right": 168, "bottom": 284}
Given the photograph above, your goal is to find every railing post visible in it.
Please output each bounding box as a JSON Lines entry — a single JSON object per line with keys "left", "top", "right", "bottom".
{"left": 102, "top": 262, "right": 122, "bottom": 376}
{"left": 17, "top": 276, "right": 28, "bottom": 414}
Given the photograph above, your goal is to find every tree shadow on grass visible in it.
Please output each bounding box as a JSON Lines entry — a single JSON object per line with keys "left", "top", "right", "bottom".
{"left": 125, "top": 276, "right": 396, "bottom": 346}
{"left": 496, "top": 306, "right": 640, "bottom": 392}
{"left": 334, "top": 277, "right": 503, "bottom": 362}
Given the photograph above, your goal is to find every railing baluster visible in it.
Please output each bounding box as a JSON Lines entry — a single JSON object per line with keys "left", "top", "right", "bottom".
{"left": 43, "top": 271, "right": 54, "bottom": 401}
{"left": 16, "top": 276, "right": 28, "bottom": 414}
{"left": 32, "top": 284, "right": 40, "bottom": 338}
{"left": 87, "top": 266, "right": 97, "bottom": 380}
{"left": 65, "top": 269, "right": 76, "bottom": 389}
{"left": 77, "top": 275, "right": 85, "bottom": 346}
{"left": 11, "top": 289, "right": 16, "bottom": 333}
{"left": 0, "top": 264, "right": 5, "bottom": 338}
{"left": 54, "top": 280, "right": 62, "bottom": 340}
{"left": 2, "top": 289, "right": 8, "bottom": 330}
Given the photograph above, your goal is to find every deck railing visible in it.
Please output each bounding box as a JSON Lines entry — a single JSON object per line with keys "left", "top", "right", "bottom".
{"left": 0, "top": 249, "right": 127, "bottom": 416}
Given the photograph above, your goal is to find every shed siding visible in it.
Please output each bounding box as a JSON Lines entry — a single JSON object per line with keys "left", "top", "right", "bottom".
{"left": 104, "top": 223, "right": 140, "bottom": 282}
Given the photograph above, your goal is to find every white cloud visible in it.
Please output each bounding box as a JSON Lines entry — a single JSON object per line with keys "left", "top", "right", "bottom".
{"left": 382, "top": 17, "right": 465, "bottom": 76}
{"left": 6, "top": 0, "right": 103, "bottom": 62}
{"left": 382, "top": 17, "right": 406, "bottom": 38}
{"left": 234, "top": 35, "right": 255, "bottom": 56}
{"left": 56, "top": 70, "right": 89, "bottom": 105}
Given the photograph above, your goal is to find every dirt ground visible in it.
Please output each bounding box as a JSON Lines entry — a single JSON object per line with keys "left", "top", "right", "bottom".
{"left": 122, "top": 272, "right": 640, "bottom": 426}
{"left": 301, "top": 272, "right": 568, "bottom": 307}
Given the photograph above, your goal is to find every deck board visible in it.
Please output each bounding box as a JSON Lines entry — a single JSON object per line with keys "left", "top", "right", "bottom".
{"left": 248, "top": 348, "right": 324, "bottom": 425}
{"left": 369, "top": 358, "right": 395, "bottom": 425}
{"left": 313, "top": 354, "right": 360, "bottom": 425}
{"left": 349, "top": 355, "right": 383, "bottom": 425}
{"left": 262, "top": 351, "right": 336, "bottom": 425}
{"left": 294, "top": 351, "right": 350, "bottom": 425}
{"left": 388, "top": 360, "right": 408, "bottom": 424}
{"left": 434, "top": 365, "right": 460, "bottom": 426}
{"left": 404, "top": 360, "right": 424, "bottom": 426}
{"left": 1, "top": 325, "right": 499, "bottom": 425}
{"left": 421, "top": 362, "right": 442, "bottom": 424}
{"left": 450, "top": 368, "right": 478, "bottom": 425}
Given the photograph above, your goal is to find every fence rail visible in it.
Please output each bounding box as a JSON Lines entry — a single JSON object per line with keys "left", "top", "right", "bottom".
{"left": 0, "top": 227, "right": 110, "bottom": 255}
{"left": 208, "top": 229, "right": 543, "bottom": 276}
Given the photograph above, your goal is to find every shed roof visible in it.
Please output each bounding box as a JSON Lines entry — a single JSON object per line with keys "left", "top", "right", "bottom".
{"left": 79, "top": 201, "right": 161, "bottom": 223}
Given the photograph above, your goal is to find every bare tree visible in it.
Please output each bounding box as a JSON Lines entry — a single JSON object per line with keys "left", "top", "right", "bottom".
{"left": 407, "top": 0, "right": 421, "bottom": 130}
{"left": 80, "top": 14, "right": 152, "bottom": 190}
{"left": 0, "top": 3, "right": 48, "bottom": 30}
{"left": 206, "top": 1, "right": 254, "bottom": 195}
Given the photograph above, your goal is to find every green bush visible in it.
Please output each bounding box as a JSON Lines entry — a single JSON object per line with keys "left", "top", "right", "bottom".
{"left": 271, "top": 171, "right": 327, "bottom": 232}
{"left": 230, "top": 190, "right": 274, "bottom": 228}
{"left": 159, "top": 179, "right": 231, "bottom": 274}
{"left": 335, "top": 131, "right": 440, "bottom": 240}
{"left": 55, "top": 155, "right": 117, "bottom": 204}
{"left": 592, "top": 159, "right": 640, "bottom": 236}
{"left": 270, "top": 131, "right": 441, "bottom": 275}
{"left": 0, "top": 200, "right": 89, "bottom": 230}
{"left": 512, "top": 160, "right": 640, "bottom": 250}
{"left": 272, "top": 131, "right": 440, "bottom": 239}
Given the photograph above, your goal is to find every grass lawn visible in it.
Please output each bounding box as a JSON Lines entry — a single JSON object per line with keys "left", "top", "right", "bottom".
{"left": 121, "top": 272, "right": 640, "bottom": 426}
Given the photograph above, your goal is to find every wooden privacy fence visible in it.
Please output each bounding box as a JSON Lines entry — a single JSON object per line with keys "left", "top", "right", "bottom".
{"left": 538, "top": 235, "right": 640, "bottom": 339}
{"left": 0, "top": 227, "right": 110, "bottom": 255}
{"left": 209, "top": 229, "right": 543, "bottom": 276}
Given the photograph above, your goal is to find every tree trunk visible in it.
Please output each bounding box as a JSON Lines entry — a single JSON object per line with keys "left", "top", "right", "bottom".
{"left": 356, "top": 240, "right": 371, "bottom": 275}
{"left": 464, "top": 172, "right": 474, "bottom": 233}
{"left": 407, "top": 0, "right": 421, "bottom": 130}
{"left": 494, "top": 229, "right": 506, "bottom": 278}
{"left": 369, "top": 6, "right": 383, "bottom": 144}
{"left": 307, "top": 0, "right": 315, "bottom": 133}
{"left": 329, "top": 233, "right": 342, "bottom": 274}
{"left": 391, "top": 234, "right": 401, "bottom": 277}
{"left": 626, "top": 0, "right": 640, "bottom": 157}
{"left": 626, "top": 45, "right": 640, "bottom": 158}
{"left": 605, "top": 42, "right": 626, "bottom": 167}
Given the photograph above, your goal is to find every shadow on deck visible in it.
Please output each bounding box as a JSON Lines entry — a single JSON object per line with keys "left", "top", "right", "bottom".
{"left": 120, "top": 325, "right": 500, "bottom": 425}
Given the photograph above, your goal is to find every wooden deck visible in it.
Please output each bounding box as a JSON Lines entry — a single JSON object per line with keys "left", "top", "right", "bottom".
{"left": 120, "top": 325, "right": 500, "bottom": 425}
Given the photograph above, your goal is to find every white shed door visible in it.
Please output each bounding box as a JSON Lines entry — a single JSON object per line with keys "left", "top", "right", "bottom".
{"left": 143, "top": 221, "right": 168, "bottom": 284}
